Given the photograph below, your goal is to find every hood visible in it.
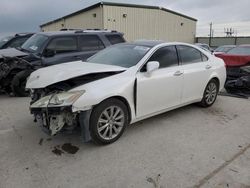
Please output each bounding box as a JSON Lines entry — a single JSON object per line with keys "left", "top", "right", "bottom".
{"left": 26, "top": 61, "right": 127, "bottom": 89}
{"left": 215, "top": 53, "right": 250, "bottom": 67}
{"left": 0, "top": 48, "right": 28, "bottom": 58}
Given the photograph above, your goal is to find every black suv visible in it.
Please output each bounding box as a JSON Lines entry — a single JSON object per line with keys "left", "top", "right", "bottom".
{"left": 0, "top": 33, "right": 34, "bottom": 49}
{"left": 0, "top": 30, "right": 125, "bottom": 96}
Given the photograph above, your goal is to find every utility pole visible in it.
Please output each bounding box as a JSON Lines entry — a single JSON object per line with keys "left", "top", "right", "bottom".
{"left": 209, "top": 22, "right": 213, "bottom": 47}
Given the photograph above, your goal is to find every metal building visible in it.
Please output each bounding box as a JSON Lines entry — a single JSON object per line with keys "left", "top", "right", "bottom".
{"left": 40, "top": 2, "right": 197, "bottom": 43}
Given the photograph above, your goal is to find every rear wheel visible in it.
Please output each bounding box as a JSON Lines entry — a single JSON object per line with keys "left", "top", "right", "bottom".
{"left": 11, "top": 70, "right": 31, "bottom": 97}
{"left": 199, "top": 79, "right": 219, "bottom": 107}
{"left": 89, "top": 98, "right": 129, "bottom": 145}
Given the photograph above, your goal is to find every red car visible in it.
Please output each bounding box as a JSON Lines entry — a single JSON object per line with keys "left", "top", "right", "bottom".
{"left": 215, "top": 45, "right": 250, "bottom": 80}
{"left": 215, "top": 45, "right": 250, "bottom": 94}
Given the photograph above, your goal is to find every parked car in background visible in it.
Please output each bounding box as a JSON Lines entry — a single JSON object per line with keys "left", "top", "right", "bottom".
{"left": 0, "top": 30, "right": 125, "bottom": 96}
{"left": 27, "top": 41, "right": 226, "bottom": 145}
{"left": 215, "top": 45, "right": 250, "bottom": 80}
{"left": 0, "top": 33, "right": 34, "bottom": 49}
{"left": 195, "top": 43, "right": 213, "bottom": 52}
{"left": 214, "top": 45, "right": 236, "bottom": 54}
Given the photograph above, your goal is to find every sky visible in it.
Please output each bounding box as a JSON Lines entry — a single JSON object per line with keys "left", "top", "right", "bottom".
{"left": 0, "top": 0, "right": 250, "bottom": 37}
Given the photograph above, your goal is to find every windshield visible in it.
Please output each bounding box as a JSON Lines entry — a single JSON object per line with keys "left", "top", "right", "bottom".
{"left": 227, "top": 46, "right": 250, "bottom": 55}
{"left": 215, "top": 46, "right": 234, "bottom": 53}
{"left": 87, "top": 44, "right": 151, "bottom": 68}
{"left": 0, "top": 36, "right": 13, "bottom": 48}
{"left": 21, "top": 34, "right": 48, "bottom": 53}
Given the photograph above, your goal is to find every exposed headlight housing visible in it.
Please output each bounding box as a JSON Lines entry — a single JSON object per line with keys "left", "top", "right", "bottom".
{"left": 31, "top": 91, "right": 85, "bottom": 108}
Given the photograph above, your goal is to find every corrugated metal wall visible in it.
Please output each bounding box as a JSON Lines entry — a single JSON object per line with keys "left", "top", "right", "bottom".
{"left": 40, "top": 5, "right": 196, "bottom": 43}
{"left": 41, "top": 7, "right": 103, "bottom": 31}
{"left": 197, "top": 37, "right": 250, "bottom": 48}
{"left": 103, "top": 5, "right": 196, "bottom": 43}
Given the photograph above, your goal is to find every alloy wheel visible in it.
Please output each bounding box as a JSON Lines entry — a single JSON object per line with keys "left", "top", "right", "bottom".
{"left": 205, "top": 82, "right": 217, "bottom": 105}
{"left": 97, "top": 106, "right": 125, "bottom": 141}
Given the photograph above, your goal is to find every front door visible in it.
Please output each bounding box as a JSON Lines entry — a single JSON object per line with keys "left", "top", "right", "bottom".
{"left": 136, "top": 46, "right": 183, "bottom": 118}
{"left": 42, "top": 36, "right": 80, "bottom": 66}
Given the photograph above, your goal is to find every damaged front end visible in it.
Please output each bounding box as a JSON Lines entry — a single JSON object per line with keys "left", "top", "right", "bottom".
{"left": 0, "top": 56, "right": 33, "bottom": 90}
{"left": 30, "top": 90, "right": 92, "bottom": 142}
{"left": 30, "top": 71, "right": 123, "bottom": 104}
{"left": 32, "top": 106, "right": 78, "bottom": 135}
{"left": 225, "top": 66, "right": 250, "bottom": 97}
{"left": 27, "top": 62, "right": 127, "bottom": 141}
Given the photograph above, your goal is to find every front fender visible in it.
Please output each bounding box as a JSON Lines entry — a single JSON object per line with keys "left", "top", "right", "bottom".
{"left": 71, "top": 74, "right": 136, "bottom": 120}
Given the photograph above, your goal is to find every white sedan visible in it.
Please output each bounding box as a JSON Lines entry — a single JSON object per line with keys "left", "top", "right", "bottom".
{"left": 27, "top": 41, "right": 226, "bottom": 144}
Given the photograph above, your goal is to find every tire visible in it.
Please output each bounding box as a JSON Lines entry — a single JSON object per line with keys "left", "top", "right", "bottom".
{"left": 11, "top": 70, "right": 31, "bottom": 97}
{"left": 89, "top": 98, "right": 129, "bottom": 145}
{"left": 199, "top": 79, "right": 219, "bottom": 108}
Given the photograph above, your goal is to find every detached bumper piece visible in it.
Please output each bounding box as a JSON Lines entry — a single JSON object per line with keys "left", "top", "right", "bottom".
{"left": 31, "top": 106, "right": 92, "bottom": 142}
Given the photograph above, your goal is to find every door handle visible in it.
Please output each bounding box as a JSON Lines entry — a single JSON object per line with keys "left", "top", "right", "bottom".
{"left": 174, "top": 71, "right": 183, "bottom": 76}
{"left": 206, "top": 65, "right": 212, "bottom": 69}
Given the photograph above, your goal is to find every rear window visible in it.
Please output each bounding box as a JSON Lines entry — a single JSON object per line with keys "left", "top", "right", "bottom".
{"left": 79, "top": 35, "right": 105, "bottom": 51}
{"left": 227, "top": 47, "right": 250, "bottom": 55}
{"left": 106, "top": 35, "right": 125, "bottom": 45}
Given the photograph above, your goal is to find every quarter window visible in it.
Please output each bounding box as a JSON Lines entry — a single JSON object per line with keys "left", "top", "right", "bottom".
{"left": 46, "top": 37, "right": 77, "bottom": 53}
{"left": 79, "top": 35, "right": 104, "bottom": 51}
{"left": 177, "top": 45, "right": 203, "bottom": 64}
{"left": 106, "top": 35, "right": 125, "bottom": 45}
{"left": 148, "top": 46, "right": 179, "bottom": 68}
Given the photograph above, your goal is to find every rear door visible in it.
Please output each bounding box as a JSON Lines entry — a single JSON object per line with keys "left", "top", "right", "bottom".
{"left": 136, "top": 45, "right": 183, "bottom": 118}
{"left": 176, "top": 45, "right": 211, "bottom": 103}
{"left": 42, "top": 36, "right": 80, "bottom": 65}
{"left": 77, "top": 35, "right": 105, "bottom": 61}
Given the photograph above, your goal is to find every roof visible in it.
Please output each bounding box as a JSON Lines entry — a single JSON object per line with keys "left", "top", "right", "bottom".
{"left": 218, "top": 45, "right": 236, "bottom": 47}
{"left": 239, "top": 44, "right": 250, "bottom": 47}
{"left": 37, "top": 30, "right": 122, "bottom": 36}
{"left": 15, "top": 33, "right": 34, "bottom": 37}
{"left": 40, "top": 1, "right": 197, "bottom": 27}
{"left": 131, "top": 40, "right": 165, "bottom": 47}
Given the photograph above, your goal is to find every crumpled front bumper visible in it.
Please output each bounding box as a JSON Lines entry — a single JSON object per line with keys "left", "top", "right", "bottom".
{"left": 31, "top": 106, "right": 92, "bottom": 142}
{"left": 0, "top": 62, "right": 10, "bottom": 80}
{"left": 31, "top": 106, "right": 75, "bottom": 135}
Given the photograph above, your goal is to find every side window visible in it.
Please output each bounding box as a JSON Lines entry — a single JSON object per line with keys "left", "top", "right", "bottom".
{"left": 8, "top": 37, "right": 29, "bottom": 48}
{"left": 148, "top": 46, "right": 179, "bottom": 68}
{"left": 79, "top": 35, "right": 104, "bottom": 51}
{"left": 46, "top": 37, "right": 77, "bottom": 53}
{"left": 106, "top": 35, "right": 125, "bottom": 45}
{"left": 177, "top": 45, "right": 203, "bottom": 64}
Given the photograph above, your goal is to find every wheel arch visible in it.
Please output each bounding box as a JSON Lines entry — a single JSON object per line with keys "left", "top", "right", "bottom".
{"left": 211, "top": 77, "right": 220, "bottom": 89}
{"left": 97, "top": 96, "right": 132, "bottom": 123}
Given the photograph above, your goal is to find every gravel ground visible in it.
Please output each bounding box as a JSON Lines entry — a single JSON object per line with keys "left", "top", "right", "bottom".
{"left": 0, "top": 95, "right": 249, "bottom": 188}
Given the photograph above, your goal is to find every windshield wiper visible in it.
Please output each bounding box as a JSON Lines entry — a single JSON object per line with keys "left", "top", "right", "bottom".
{"left": 18, "top": 47, "right": 30, "bottom": 53}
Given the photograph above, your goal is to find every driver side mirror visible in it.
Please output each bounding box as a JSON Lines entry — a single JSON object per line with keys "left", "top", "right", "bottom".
{"left": 146, "top": 61, "right": 160, "bottom": 76}
{"left": 43, "top": 49, "right": 55, "bottom": 57}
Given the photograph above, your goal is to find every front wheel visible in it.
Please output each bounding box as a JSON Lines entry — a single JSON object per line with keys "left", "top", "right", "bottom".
{"left": 199, "top": 79, "right": 219, "bottom": 107}
{"left": 89, "top": 98, "right": 129, "bottom": 145}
